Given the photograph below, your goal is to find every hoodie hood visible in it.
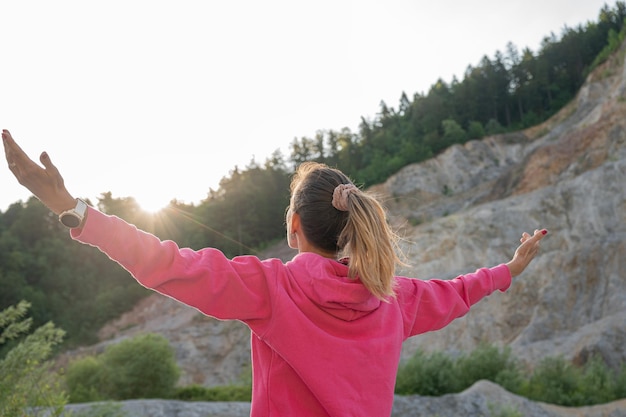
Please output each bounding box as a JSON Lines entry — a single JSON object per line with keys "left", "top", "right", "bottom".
{"left": 285, "top": 252, "right": 382, "bottom": 321}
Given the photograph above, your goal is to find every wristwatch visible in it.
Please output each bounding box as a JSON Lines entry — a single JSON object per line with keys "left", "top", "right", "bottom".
{"left": 59, "top": 198, "right": 88, "bottom": 228}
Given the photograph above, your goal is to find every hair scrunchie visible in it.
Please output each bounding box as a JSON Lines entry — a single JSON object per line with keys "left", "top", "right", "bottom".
{"left": 332, "top": 183, "right": 358, "bottom": 211}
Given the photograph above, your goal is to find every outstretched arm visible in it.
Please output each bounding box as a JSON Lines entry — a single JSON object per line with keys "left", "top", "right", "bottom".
{"left": 2, "top": 129, "right": 76, "bottom": 215}
{"left": 506, "top": 229, "right": 548, "bottom": 277}
{"left": 400, "top": 230, "right": 548, "bottom": 338}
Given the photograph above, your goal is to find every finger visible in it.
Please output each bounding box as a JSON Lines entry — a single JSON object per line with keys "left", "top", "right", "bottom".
{"left": 39, "top": 151, "right": 58, "bottom": 173}
{"left": 2, "top": 130, "right": 13, "bottom": 162}
{"left": 3, "top": 129, "right": 29, "bottom": 164}
{"left": 527, "top": 229, "right": 548, "bottom": 245}
{"left": 535, "top": 228, "right": 548, "bottom": 239}
{"left": 2, "top": 129, "right": 21, "bottom": 154}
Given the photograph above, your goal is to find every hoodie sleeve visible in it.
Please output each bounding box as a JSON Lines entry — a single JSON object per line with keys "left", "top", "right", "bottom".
{"left": 70, "top": 207, "right": 274, "bottom": 322}
{"left": 396, "top": 265, "right": 512, "bottom": 339}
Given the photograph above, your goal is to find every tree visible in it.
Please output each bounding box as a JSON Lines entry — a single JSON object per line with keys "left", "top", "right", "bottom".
{"left": 441, "top": 119, "right": 467, "bottom": 147}
{"left": 467, "top": 120, "right": 486, "bottom": 139}
{"left": 0, "top": 301, "right": 67, "bottom": 417}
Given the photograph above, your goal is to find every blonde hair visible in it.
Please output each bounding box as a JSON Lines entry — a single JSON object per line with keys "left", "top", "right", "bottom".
{"left": 288, "top": 162, "right": 405, "bottom": 300}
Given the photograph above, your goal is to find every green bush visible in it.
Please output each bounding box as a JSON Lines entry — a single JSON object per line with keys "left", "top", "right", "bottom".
{"left": 521, "top": 356, "right": 583, "bottom": 406}
{"left": 395, "top": 344, "right": 523, "bottom": 396}
{"left": 454, "top": 344, "right": 522, "bottom": 392}
{"left": 395, "top": 345, "right": 625, "bottom": 407}
{"left": 174, "top": 384, "right": 252, "bottom": 402}
{"left": 520, "top": 354, "right": 626, "bottom": 407}
{"left": 578, "top": 355, "right": 616, "bottom": 405}
{"left": 101, "top": 333, "right": 180, "bottom": 399}
{"left": 395, "top": 350, "right": 458, "bottom": 396}
{"left": 65, "top": 355, "right": 105, "bottom": 403}
{"left": 66, "top": 332, "right": 180, "bottom": 401}
{"left": 614, "top": 364, "right": 626, "bottom": 400}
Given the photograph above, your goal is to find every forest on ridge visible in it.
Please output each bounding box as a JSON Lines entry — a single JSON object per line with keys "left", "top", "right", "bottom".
{"left": 1, "top": 2, "right": 625, "bottom": 348}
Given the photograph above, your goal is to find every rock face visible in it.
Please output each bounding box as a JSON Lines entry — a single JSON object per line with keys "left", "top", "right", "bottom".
{"left": 58, "top": 41, "right": 626, "bottom": 414}
{"left": 386, "top": 44, "right": 626, "bottom": 369}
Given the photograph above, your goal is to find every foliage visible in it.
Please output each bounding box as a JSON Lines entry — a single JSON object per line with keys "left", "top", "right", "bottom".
{"left": 0, "top": 198, "right": 150, "bottom": 348}
{"left": 519, "top": 354, "right": 626, "bottom": 406}
{"left": 66, "top": 333, "right": 180, "bottom": 401}
{"left": 590, "top": 3, "right": 626, "bottom": 71}
{"left": 520, "top": 356, "right": 582, "bottom": 405}
{"left": 395, "top": 344, "right": 626, "bottom": 406}
{"left": 65, "top": 355, "right": 105, "bottom": 403}
{"left": 395, "top": 344, "right": 520, "bottom": 396}
{"left": 0, "top": 301, "right": 67, "bottom": 417}
{"left": 289, "top": 2, "right": 626, "bottom": 186}
{"left": 395, "top": 349, "right": 459, "bottom": 395}
{"left": 454, "top": 344, "right": 522, "bottom": 393}
{"left": 173, "top": 384, "right": 252, "bottom": 402}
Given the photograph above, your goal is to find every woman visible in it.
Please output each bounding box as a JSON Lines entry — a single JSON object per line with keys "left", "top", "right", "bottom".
{"left": 3, "top": 129, "right": 546, "bottom": 416}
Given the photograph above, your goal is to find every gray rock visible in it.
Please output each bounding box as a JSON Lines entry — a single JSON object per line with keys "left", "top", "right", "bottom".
{"left": 51, "top": 382, "right": 626, "bottom": 417}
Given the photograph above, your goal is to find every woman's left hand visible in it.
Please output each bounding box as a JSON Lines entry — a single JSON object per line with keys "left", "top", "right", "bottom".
{"left": 506, "top": 229, "right": 548, "bottom": 277}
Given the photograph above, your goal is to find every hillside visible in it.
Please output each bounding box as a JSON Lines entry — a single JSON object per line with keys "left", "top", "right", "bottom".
{"left": 383, "top": 42, "right": 626, "bottom": 369}
{"left": 57, "top": 38, "right": 626, "bottom": 416}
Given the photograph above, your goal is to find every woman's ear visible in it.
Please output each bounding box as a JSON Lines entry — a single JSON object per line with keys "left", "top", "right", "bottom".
{"left": 288, "top": 232, "right": 298, "bottom": 249}
{"left": 287, "top": 212, "right": 301, "bottom": 249}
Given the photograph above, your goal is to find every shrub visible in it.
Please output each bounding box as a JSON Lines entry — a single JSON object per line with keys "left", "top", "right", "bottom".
{"left": 613, "top": 364, "right": 626, "bottom": 400}
{"left": 65, "top": 355, "right": 106, "bottom": 403}
{"left": 394, "top": 344, "right": 626, "bottom": 406}
{"left": 174, "top": 384, "right": 252, "bottom": 401}
{"left": 467, "top": 120, "right": 486, "bottom": 140}
{"left": 65, "top": 332, "right": 180, "bottom": 401}
{"left": 523, "top": 354, "right": 625, "bottom": 406}
{"left": 100, "top": 333, "right": 180, "bottom": 399}
{"left": 454, "top": 344, "right": 522, "bottom": 392}
{"left": 395, "top": 344, "right": 523, "bottom": 396}
{"left": 520, "top": 356, "right": 582, "bottom": 406}
{"left": 578, "top": 355, "right": 616, "bottom": 405}
{"left": 395, "top": 350, "right": 457, "bottom": 396}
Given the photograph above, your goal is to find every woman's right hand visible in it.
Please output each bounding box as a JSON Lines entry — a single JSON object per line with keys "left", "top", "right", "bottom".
{"left": 2, "top": 129, "right": 76, "bottom": 215}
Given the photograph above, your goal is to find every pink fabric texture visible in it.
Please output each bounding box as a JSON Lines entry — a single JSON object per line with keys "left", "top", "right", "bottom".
{"left": 72, "top": 207, "right": 512, "bottom": 417}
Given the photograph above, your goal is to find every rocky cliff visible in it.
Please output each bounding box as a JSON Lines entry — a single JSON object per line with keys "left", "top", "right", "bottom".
{"left": 385, "top": 42, "right": 626, "bottom": 370}
{"left": 57, "top": 39, "right": 626, "bottom": 416}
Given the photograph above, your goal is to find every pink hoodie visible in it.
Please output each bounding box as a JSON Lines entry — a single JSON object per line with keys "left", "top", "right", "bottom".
{"left": 72, "top": 207, "right": 512, "bottom": 416}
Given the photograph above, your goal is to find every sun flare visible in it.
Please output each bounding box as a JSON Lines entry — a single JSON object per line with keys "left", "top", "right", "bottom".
{"left": 135, "top": 193, "right": 170, "bottom": 214}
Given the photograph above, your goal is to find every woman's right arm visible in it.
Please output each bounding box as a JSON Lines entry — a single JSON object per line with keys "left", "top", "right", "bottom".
{"left": 3, "top": 129, "right": 274, "bottom": 322}
{"left": 3, "top": 129, "right": 77, "bottom": 215}
{"left": 71, "top": 207, "right": 275, "bottom": 321}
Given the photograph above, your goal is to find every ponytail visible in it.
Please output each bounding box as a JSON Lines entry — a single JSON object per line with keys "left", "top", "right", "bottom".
{"left": 339, "top": 191, "right": 402, "bottom": 300}
{"left": 289, "top": 162, "right": 405, "bottom": 301}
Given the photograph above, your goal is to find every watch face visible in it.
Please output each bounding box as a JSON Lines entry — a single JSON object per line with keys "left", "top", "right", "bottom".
{"left": 59, "top": 199, "right": 87, "bottom": 228}
{"left": 61, "top": 213, "right": 81, "bottom": 228}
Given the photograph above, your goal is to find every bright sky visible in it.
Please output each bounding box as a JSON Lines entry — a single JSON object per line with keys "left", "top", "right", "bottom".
{"left": 0, "top": 0, "right": 615, "bottom": 213}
